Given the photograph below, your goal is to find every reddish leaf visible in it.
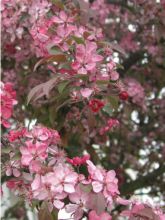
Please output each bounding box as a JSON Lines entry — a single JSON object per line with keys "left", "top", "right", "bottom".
{"left": 27, "top": 77, "right": 58, "bottom": 104}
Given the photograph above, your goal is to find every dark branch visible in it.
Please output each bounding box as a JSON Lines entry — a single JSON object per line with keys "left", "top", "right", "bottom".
{"left": 121, "top": 164, "right": 165, "bottom": 195}
{"left": 118, "top": 50, "right": 145, "bottom": 76}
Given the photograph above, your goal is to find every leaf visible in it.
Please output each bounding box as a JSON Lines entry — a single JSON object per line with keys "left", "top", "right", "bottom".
{"left": 27, "top": 77, "right": 58, "bottom": 104}
{"left": 108, "top": 96, "right": 119, "bottom": 111}
{"left": 57, "top": 81, "right": 70, "bottom": 94}
{"left": 34, "top": 54, "right": 67, "bottom": 71}
{"left": 96, "top": 80, "right": 109, "bottom": 85}
{"left": 1, "top": 147, "right": 11, "bottom": 154}
{"left": 38, "top": 202, "right": 54, "bottom": 220}
{"left": 72, "top": 35, "right": 84, "bottom": 44}
{"left": 88, "top": 193, "right": 106, "bottom": 215}
{"left": 103, "top": 103, "right": 113, "bottom": 116}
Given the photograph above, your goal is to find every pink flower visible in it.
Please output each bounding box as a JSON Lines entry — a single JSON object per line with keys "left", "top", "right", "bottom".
{"left": 52, "top": 25, "right": 75, "bottom": 50}
{"left": 20, "top": 141, "right": 48, "bottom": 166}
{"left": 72, "top": 41, "right": 103, "bottom": 75}
{"left": 52, "top": 11, "right": 74, "bottom": 24}
{"left": 87, "top": 161, "right": 119, "bottom": 199}
{"left": 31, "top": 174, "right": 66, "bottom": 209}
{"left": 80, "top": 88, "right": 93, "bottom": 98}
{"left": 121, "top": 202, "right": 165, "bottom": 220}
{"left": 99, "top": 119, "right": 119, "bottom": 135}
{"left": 89, "top": 210, "right": 112, "bottom": 220}
{"left": 0, "top": 82, "right": 17, "bottom": 128}
{"left": 67, "top": 155, "right": 90, "bottom": 166}
{"left": 25, "top": 126, "right": 60, "bottom": 144}
{"left": 87, "top": 160, "right": 105, "bottom": 193}
{"left": 51, "top": 164, "right": 78, "bottom": 194}
{"left": 5, "top": 161, "right": 21, "bottom": 177}
{"left": 8, "top": 128, "right": 26, "bottom": 142}
{"left": 103, "top": 170, "right": 120, "bottom": 198}
{"left": 65, "top": 185, "right": 90, "bottom": 220}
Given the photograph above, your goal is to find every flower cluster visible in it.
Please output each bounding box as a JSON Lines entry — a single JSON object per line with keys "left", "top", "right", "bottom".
{"left": 89, "top": 99, "right": 105, "bottom": 113}
{"left": 99, "top": 119, "right": 119, "bottom": 135}
{"left": 3, "top": 125, "right": 130, "bottom": 219}
{"left": 125, "top": 78, "right": 146, "bottom": 109}
{"left": 0, "top": 82, "right": 17, "bottom": 128}
{"left": 121, "top": 201, "right": 165, "bottom": 220}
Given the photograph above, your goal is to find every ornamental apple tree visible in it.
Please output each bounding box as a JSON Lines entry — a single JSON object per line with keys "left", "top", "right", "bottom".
{"left": 1, "top": 0, "right": 165, "bottom": 219}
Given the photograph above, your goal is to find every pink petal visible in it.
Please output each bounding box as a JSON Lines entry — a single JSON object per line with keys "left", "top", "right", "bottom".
{"left": 80, "top": 88, "right": 93, "bottom": 98}
{"left": 64, "top": 184, "right": 75, "bottom": 193}
{"left": 52, "top": 16, "right": 63, "bottom": 24}
{"left": 65, "top": 204, "right": 78, "bottom": 213}
{"left": 85, "top": 63, "right": 96, "bottom": 71}
{"left": 21, "top": 155, "right": 33, "bottom": 166}
{"left": 106, "top": 170, "right": 116, "bottom": 182}
{"left": 116, "top": 197, "right": 130, "bottom": 205}
{"left": 65, "top": 173, "right": 78, "bottom": 183}
{"left": 53, "top": 200, "right": 64, "bottom": 209}
{"left": 92, "top": 181, "right": 103, "bottom": 193}
{"left": 92, "top": 54, "right": 103, "bottom": 62}
{"left": 110, "top": 71, "right": 119, "bottom": 81}
{"left": 31, "top": 175, "right": 41, "bottom": 190}
{"left": 13, "top": 168, "right": 21, "bottom": 177}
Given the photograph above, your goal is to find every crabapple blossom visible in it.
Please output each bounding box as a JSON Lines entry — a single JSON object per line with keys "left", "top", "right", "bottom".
{"left": 0, "top": 82, "right": 17, "bottom": 128}
{"left": 20, "top": 141, "right": 48, "bottom": 166}
{"left": 88, "top": 210, "right": 112, "bottom": 220}
{"left": 1, "top": 0, "right": 165, "bottom": 219}
{"left": 72, "top": 41, "right": 103, "bottom": 75}
{"left": 89, "top": 99, "right": 105, "bottom": 113}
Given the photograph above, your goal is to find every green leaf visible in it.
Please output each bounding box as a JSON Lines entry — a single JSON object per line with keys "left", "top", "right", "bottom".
{"left": 72, "top": 35, "right": 85, "bottom": 44}
{"left": 108, "top": 96, "right": 119, "bottom": 111}
{"left": 96, "top": 80, "right": 109, "bottom": 85}
{"left": 75, "top": 74, "right": 88, "bottom": 81}
{"left": 57, "top": 81, "right": 69, "bottom": 94}
{"left": 103, "top": 103, "right": 113, "bottom": 116}
{"left": 116, "top": 63, "right": 124, "bottom": 70}
{"left": 48, "top": 46, "right": 62, "bottom": 55}
{"left": 1, "top": 147, "right": 11, "bottom": 154}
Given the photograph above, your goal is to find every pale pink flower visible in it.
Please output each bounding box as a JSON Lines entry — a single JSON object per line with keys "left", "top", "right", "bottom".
{"left": 51, "top": 164, "right": 78, "bottom": 194}
{"left": 31, "top": 174, "right": 66, "bottom": 209}
{"left": 87, "top": 160, "right": 105, "bottom": 193}
{"left": 89, "top": 210, "right": 112, "bottom": 220}
{"left": 20, "top": 141, "right": 48, "bottom": 166}
{"left": 65, "top": 185, "right": 90, "bottom": 220}
{"left": 121, "top": 202, "right": 165, "bottom": 220}
{"left": 80, "top": 88, "right": 93, "bottom": 98}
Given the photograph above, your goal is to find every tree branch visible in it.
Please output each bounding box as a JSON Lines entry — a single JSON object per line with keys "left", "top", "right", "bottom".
{"left": 120, "top": 164, "right": 165, "bottom": 195}
{"left": 118, "top": 50, "right": 145, "bottom": 76}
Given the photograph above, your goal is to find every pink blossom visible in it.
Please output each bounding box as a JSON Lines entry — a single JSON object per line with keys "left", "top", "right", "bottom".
{"left": 67, "top": 155, "right": 90, "bottom": 166}
{"left": 25, "top": 125, "right": 60, "bottom": 144}
{"left": 8, "top": 128, "right": 27, "bottom": 142}
{"left": 89, "top": 210, "right": 112, "bottom": 220}
{"left": 121, "top": 202, "right": 165, "bottom": 220}
{"left": 51, "top": 164, "right": 78, "bottom": 194}
{"left": 66, "top": 185, "right": 90, "bottom": 220}
{"left": 99, "top": 119, "right": 119, "bottom": 135}
{"left": 52, "top": 11, "right": 74, "bottom": 24}
{"left": 20, "top": 141, "right": 48, "bottom": 166}
{"left": 31, "top": 174, "right": 66, "bottom": 209}
{"left": 72, "top": 41, "right": 103, "bottom": 75}
{"left": 80, "top": 88, "right": 93, "bottom": 98}
{"left": 0, "top": 82, "right": 17, "bottom": 128}
{"left": 87, "top": 160, "right": 119, "bottom": 199}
